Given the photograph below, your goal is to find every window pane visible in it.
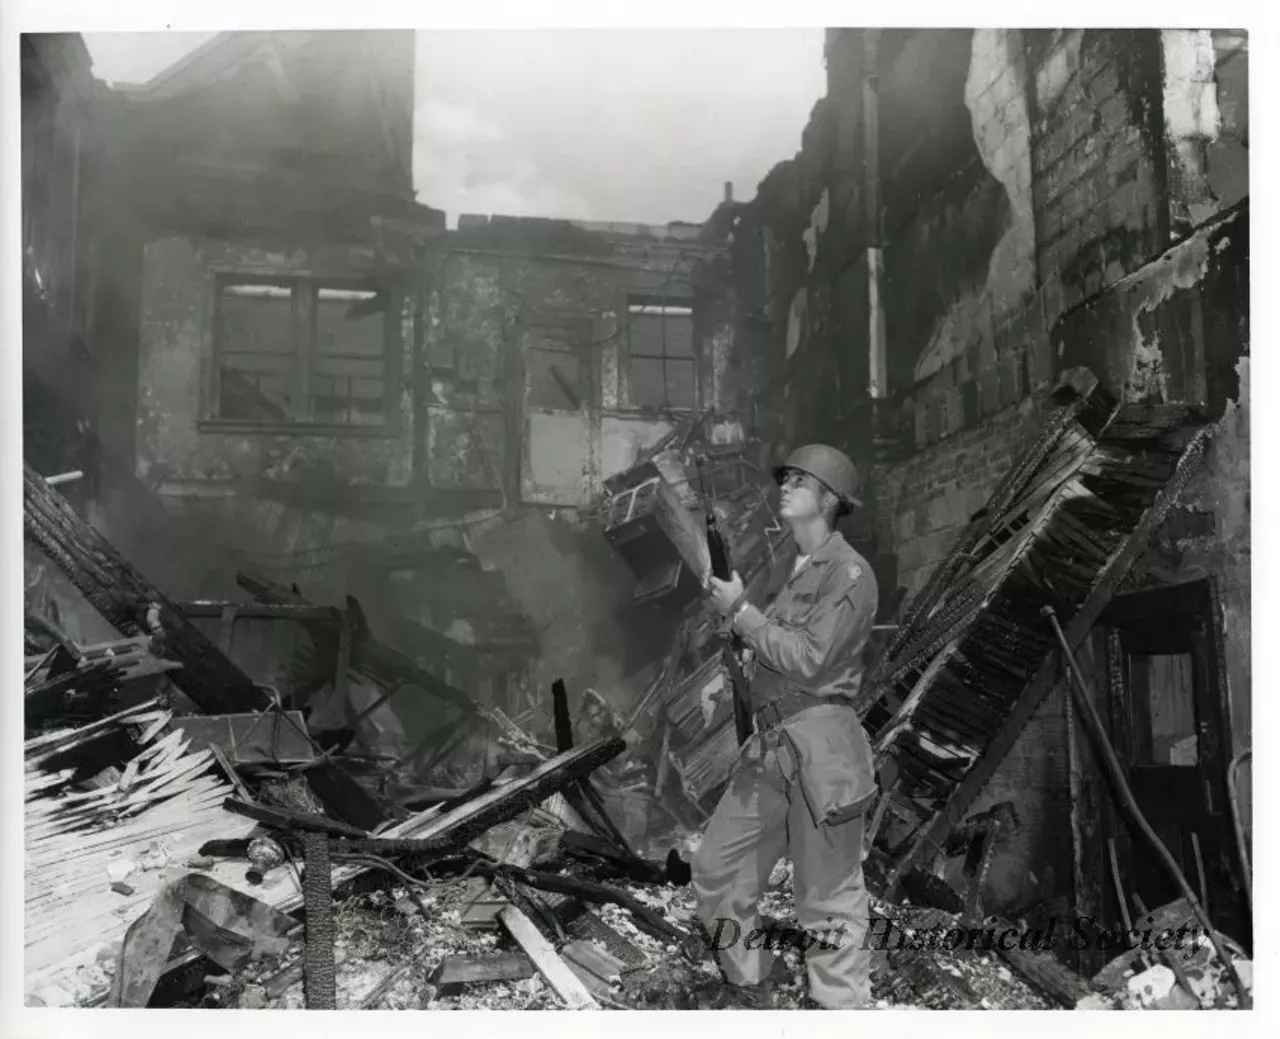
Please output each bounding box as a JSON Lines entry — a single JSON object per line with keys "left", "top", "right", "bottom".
{"left": 220, "top": 289, "right": 295, "bottom": 354}
{"left": 219, "top": 368, "right": 294, "bottom": 421}
{"left": 663, "top": 313, "right": 694, "bottom": 357}
{"left": 352, "top": 377, "right": 385, "bottom": 401}
{"left": 316, "top": 292, "right": 385, "bottom": 357}
{"left": 665, "top": 359, "right": 696, "bottom": 409}
{"left": 631, "top": 357, "right": 666, "bottom": 409}
{"left": 314, "top": 356, "right": 385, "bottom": 379}
{"left": 628, "top": 313, "right": 665, "bottom": 357}
{"left": 217, "top": 284, "right": 297, "bottom": 421}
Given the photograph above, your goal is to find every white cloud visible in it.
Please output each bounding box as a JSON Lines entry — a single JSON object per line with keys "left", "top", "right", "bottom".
{"left": 413, "top": 97, "right": 592, "bottom": 225}
{"left": 83, "top": 28, "right": 828, "bottom": 226}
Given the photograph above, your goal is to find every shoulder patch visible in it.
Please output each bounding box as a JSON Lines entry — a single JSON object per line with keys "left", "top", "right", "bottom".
{"left": 848, "top": 563, "right": 863, "bottom": 583}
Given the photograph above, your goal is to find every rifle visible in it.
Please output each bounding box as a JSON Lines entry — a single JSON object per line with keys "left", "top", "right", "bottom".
{"left": 706, "top": 511, "right": 754, "bottom": 745}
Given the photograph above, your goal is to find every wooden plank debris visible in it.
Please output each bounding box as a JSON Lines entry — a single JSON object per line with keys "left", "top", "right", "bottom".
{"left": 332, "top": 738, "right": 625, "bottom": 856}
{"left": 560, "top": 940, "right": 626, "bottom": 999}
{"left": 23, "top": 463, "right": 268, "bottom": 715}
{"left": 23, "top": 705, "right": 258, "bottom": 1006}
{"left": 222, "top": 798, "right": 368, "bottom": 839}
{"left": 79, "top": 738, "right": 625, "bottom": 1006}
{"left": 498, "top": 905, "right": 598, "bottom": 1009}
{"left": 431, "top": 953, "right": 536, "bottom": 993}
{"left": 836, "top": 369, "right": 1219, "bottom": 894}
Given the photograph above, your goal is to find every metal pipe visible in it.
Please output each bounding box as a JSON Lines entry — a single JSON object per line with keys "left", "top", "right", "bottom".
{"left": 1042, "top": 605, "right": 1250, "bottom": 1009}
{"left": 1107, "top": 837, "right": 1136, "bottom": 937}
{"left": 863, "top": 29, "right": 888, "bottom": 400}
{"left": 1190, "top": 831, "right": 1209, "bottom": 920}
{"left": 1227, "top": 748, "right": 1252, "bottom": 914}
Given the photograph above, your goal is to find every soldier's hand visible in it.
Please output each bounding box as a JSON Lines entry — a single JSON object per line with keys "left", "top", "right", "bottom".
{"left": 707, "top": 571, "right": 745, "bottom": 615}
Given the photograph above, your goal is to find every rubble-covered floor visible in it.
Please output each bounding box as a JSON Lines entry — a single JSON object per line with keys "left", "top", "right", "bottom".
{"left": 187, "top": 858, "right": 1054, "bottom": 1012}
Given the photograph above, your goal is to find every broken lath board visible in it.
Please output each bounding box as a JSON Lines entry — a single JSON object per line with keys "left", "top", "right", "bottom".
{"left": 856, "top": 369, "right": 1215, "bottom": 890}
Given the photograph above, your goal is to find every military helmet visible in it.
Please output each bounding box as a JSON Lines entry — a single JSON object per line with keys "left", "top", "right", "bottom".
{"left": 772, "top": 443, "right": 863, "bottom": 508}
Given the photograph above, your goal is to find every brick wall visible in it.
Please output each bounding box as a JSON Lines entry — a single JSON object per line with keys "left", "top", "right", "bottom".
{"left": 1031, "top": 30, "right": 1167, "bottom": 315}
{"left": 875, "top": 397, "right": 1046, "bottom": 597}
{"left": 730, "top": 26, "right": 1247, "bottom": 919}
{"left": 952, "top": 684, "right": 1073, "bottom": 911}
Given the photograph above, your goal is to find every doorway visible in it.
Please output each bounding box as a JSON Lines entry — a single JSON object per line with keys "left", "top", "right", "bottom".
{"left": 1100, "top": 579, "right": 1247, "bottom": 947}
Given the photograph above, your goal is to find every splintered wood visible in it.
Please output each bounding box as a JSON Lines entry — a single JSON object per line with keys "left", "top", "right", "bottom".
{"left": 856, "top": 371, "right": 1217, "bottom": 887}
{"left": 24, "top": 705, "right": 257, "bottom": 1006}
{"left": 499, "top": 905, "right": 598, "bottom": 1009}
{"left": 23, "top": 463, "right": 267, "bottom": 715}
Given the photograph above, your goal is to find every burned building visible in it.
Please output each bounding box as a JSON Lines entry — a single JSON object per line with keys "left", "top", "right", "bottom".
{"left": 20, "top": 26, "right": 1251, "bottom": 1013}
{"left": 720, "top": 27, "right": 1250, "bottom": 974}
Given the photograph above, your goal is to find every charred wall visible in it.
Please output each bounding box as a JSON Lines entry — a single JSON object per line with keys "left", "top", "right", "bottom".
{"left": 731, "top": 27, "right": 1249, "bottom": 917}
{"left": 121, "top": 214, "right": 735, "bottom": 722}
{"left": 425, "top": 217, "right": 737, "bottom": 706}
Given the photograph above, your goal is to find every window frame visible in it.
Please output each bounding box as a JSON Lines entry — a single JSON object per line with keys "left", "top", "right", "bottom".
{"left": 624, "top": 295, "right": 698, "bottom": 413}
{"left": 200, "top": 268, "right": 402, "bottom": 437}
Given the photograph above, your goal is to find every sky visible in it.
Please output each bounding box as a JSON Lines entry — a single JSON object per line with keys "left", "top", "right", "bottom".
{"left": 81, "top": 29, "right": 827, "bottom": 227}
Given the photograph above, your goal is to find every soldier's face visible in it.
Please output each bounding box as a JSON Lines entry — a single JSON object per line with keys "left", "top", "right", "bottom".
{"left": 778, "top": 469, "right": 822, "bottom": 521}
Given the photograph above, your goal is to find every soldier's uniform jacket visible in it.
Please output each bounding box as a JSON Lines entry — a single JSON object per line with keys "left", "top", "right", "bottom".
{"left": 731, "top": 531, "right": 880, "bottom": 827}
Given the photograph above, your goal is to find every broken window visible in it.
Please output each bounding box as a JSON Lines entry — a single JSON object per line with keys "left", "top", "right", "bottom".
{"left": 215, "top": 278, "right": 389, "bottom": 427}
{"left": 627, "top": 301, "right": 695, "bottom": 410}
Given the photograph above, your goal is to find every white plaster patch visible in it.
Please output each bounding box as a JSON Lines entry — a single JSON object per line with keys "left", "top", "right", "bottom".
{"left": 802, "top": 189, "right": 830, "bottom": 272}
{"left": 1163, "top": 29, "right": 1216, "bottom": 83}
{"left": 785, "top": 287, "right": 808, "bottom": 359}
{"left": 1034, "top": 30, "right": 1083, "bottom": 111}
{"left": 914, "top": 29, "right": 1037, "bottom": 383}
{"left": 1164, "top": 34, "right": 1221, "bottom": 141}
{"left": 1125, "top": 223, "right": 1217, "bottom": 401}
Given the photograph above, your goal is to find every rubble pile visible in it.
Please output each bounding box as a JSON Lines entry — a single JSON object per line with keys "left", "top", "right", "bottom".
{"left": 22, "top": 440, "right": 1253, "bottom": 1011}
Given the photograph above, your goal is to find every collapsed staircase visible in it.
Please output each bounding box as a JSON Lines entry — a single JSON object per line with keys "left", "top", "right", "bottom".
{"left": 857, "top": 368, "right": 1215, "bottom": 890}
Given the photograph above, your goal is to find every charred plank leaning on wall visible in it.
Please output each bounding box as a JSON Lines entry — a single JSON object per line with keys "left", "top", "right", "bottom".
{"left": 853, "top": 368, "right": 1215, "bottom": 892}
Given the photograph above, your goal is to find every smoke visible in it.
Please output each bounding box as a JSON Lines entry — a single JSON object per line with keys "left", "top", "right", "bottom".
{"left": 413, "top": 97, "right": 593, "bottom": 226}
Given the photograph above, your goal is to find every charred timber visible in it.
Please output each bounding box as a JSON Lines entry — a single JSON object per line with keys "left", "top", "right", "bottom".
{"left": 23, "top": 464, "right": 267, "bottom": 714}
{"left": 236, "top": 571, "right": 478, "bottom": 715}
{"left": 330, "top": 738, "right": 627, "bottom": 857}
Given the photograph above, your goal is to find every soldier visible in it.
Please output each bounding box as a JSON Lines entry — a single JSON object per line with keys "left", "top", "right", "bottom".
{"left": 696, "top": 443, "right": 880, "bottom": 1009}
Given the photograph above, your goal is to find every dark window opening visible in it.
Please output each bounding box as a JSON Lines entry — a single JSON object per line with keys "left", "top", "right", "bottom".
{"left": 628, "top": 301, "right": 696, "bottom": 410}
{"left": 215, "top": 278, "right": 389, "bottom": 427}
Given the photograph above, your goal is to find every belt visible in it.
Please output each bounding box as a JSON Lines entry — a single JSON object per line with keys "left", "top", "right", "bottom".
{"left": 753, "top": 688, "right": 821, "bottom": 733}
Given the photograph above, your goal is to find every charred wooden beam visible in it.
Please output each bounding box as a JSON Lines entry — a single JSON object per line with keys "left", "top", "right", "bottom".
{"left": 176, "top": 602, "right": 342, "bottom": 622}
{"left": 222, "top": 798, "right": 369, "bottom": 839}
{"left": 301, "top": 832, "right": 336, "bottom": 1010}
{"left": 331, "top": 738, "right": 626, "bottom": 857}
{"left": 552, "top": 678, "right": 574, "bottom": 753}
{"left": 476, "top": 862, "right": 690, "bottom": 947}
{"left": 236, "top": 571, "right": 477, "bottom": 715}
{"left": 24, "top": 464, "right": 267, "bottom": 714}
{"left": 989, "top": 920, "right": 1093, "bottom": 1007}
{"left": 881, "top": 370, "right": 1111, "bottom": 671}
{"left": 431, "top": 952, "right": 535, "bottom": 993}
{"left": 886, "top": 424, "right": 1214, "bottom": 890}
